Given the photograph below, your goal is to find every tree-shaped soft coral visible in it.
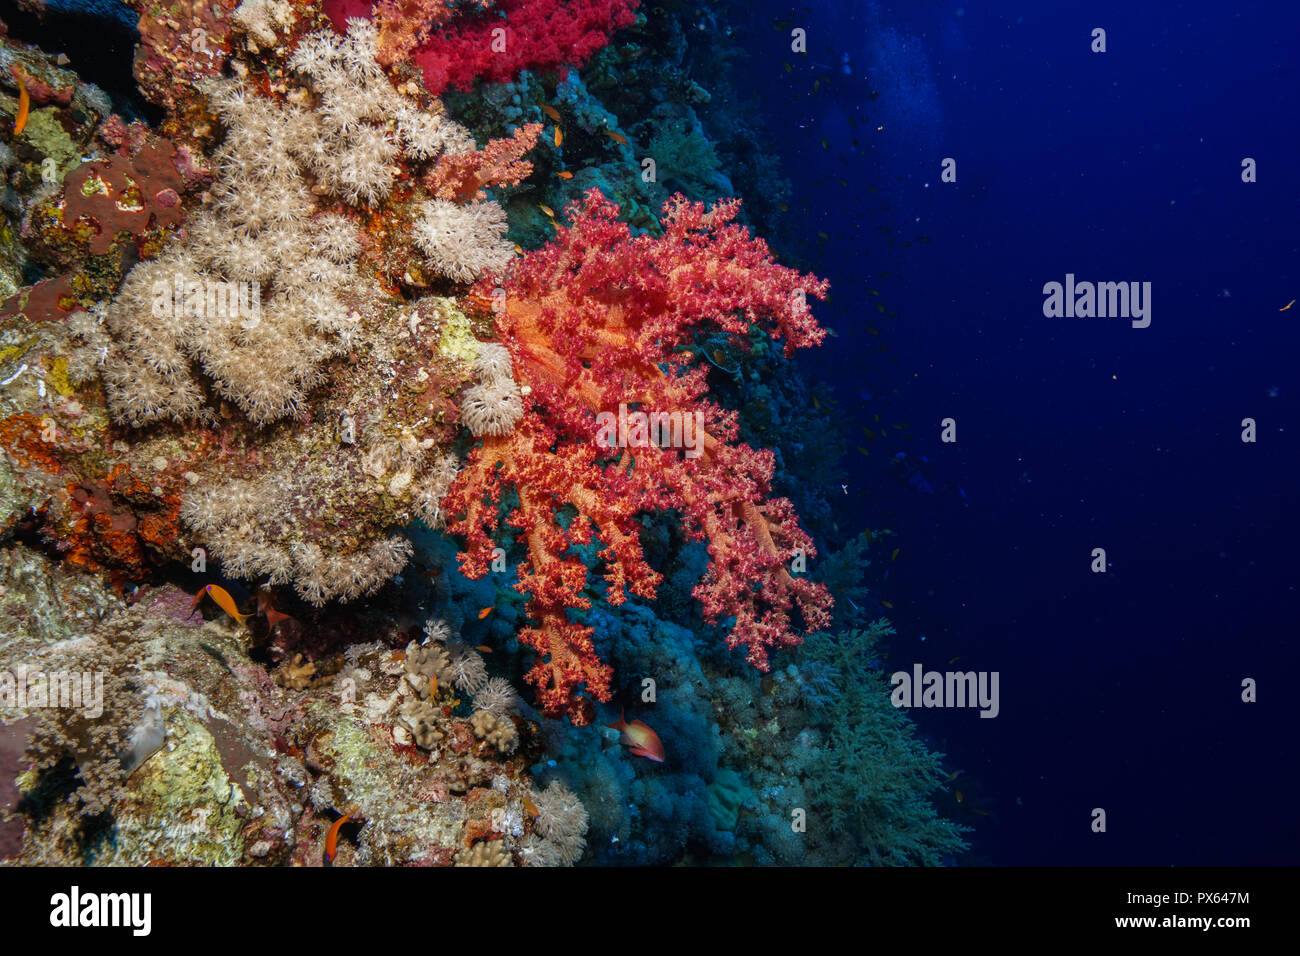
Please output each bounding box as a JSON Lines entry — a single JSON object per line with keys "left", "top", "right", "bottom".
{"left": 324, "top": 0, "right": 640, "bottom": 97}
{"left": 443, "top": 189, "right": 832, "bottom": 724}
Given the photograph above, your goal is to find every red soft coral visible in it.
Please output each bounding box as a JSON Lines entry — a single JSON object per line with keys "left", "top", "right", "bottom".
{"left": 444, "top": 190, "right": 832, "bottom": 724}
{"left": 325, "top": 0, "right": 639, "bottom": 96}
{"left": 425, "top": 122, "right": 542, "bottom": 201}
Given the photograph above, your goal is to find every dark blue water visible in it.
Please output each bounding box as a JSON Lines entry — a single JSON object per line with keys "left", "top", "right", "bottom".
{"left": 742, "top": 0, "right": 1299, "bottom": 864}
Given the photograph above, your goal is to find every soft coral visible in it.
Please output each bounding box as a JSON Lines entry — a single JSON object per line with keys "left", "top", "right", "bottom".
{"left": 444, "top": 190, "right": 832, "bottom": 723}
{"left": 324, "top": 0, "right": 640, "bottom": 96}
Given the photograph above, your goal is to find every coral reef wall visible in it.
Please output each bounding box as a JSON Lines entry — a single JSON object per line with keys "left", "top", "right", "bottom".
{"left": 0, "top": 0, "right": 967, "bottom": 867}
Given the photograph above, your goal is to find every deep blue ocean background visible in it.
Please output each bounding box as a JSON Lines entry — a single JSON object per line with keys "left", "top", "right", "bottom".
{"left": 737, "top": 0, "right": 1299, "bottom": 864}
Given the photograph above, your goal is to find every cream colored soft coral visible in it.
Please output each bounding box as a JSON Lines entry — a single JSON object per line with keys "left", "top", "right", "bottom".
{"left": 287, "top": 22, "right": 474, "bottom": 204}
{"left": 458, "top": 376, "right": 524, "bottom": 437}
{"left": 412, "top": 199, "right": 514, "bottom": 283}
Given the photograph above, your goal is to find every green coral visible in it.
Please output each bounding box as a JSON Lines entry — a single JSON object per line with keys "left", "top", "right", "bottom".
{"left": 20, "top": 108, "right": 79, "bottom": 177}
{"left": 797, "top": 621, "right": 969, "bottom": 865}
{"left": 108, "top": 711, "right": 248, "bottom": 866}
{"left": 706, "top": 767, "right": 753, "bottom": 832}
{"left": 434, "top": 298, "right": 481, "bottom": 363}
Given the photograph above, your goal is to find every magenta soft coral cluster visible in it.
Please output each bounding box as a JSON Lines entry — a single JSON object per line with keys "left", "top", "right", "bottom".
{"left": 323, "top": 0, "right": 640, "bottom": 96}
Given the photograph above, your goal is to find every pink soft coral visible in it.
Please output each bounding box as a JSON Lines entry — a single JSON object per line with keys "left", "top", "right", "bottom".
{"left": 324, "top": 0, "right": 639, "bottom": 96}
{"left": 443, "top": 190, "right": 831, "bottom": 724}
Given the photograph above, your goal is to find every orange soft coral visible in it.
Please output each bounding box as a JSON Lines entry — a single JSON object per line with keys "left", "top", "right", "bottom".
{"left": 444, "top": 190, "right": 832, "bottom": 723}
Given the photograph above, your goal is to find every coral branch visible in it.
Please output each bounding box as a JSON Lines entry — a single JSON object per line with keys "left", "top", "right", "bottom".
{"left": 444, "top": 189, "right": 832, "bottom": 722}
{"left": 327, "top": 0, "right": 640, "bottom": 96}
{"left": 426, "top": 123, "right": 543, "bottom": 202}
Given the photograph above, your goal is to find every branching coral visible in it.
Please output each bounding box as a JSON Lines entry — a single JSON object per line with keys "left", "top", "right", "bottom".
{"left": 469, "top": 709, "right": 517, "bottom": 753}
{"left": 425, "top": 123, "right": 541, "bottom": 202}
{"left": 324, "top": 0, "right": 639, "bottom": 96}
{"left": 443, "top": 189, "right": 832, "bottom": 723}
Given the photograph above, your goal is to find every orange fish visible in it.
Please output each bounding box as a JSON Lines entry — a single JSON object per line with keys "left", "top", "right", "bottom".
{"left": 606, "top": 710, "right": 665, "bottom": 762}
{"left": 257, "top": 588, "right": 294, "bottom": 631}
{"left": 265, "top": 608, "right": 295, "bottom": 631}
{"left": 880, "top": 599, "right": 894, "bottom": 609}
{"left": 605, "top": 129, "right": 628, "bottom": 145}
{"left": 324, "top": 807, "right": 358, "bottom": 865}
{"left": 478, "top": 606, "right": 494, "bottom": 620}
{"left": 538, "top": 204, "right": 555, "bottom": 219}
{"left": 14, "top": 78, "right": 29, "bottom": 136}
{"left": 556, "top": 170, "right": 573, "bottom": 179}
{"left": 540, "top": 103, "right": 562, "bottom": 121}
{"left": 955, "top": 790, "right": 965, "bottom": 804}
{"left": 553, "top": 126, "right": 562, "bottom": 147}
{"left": 1281, "top": 299, "right": 1295, "bottom": 312}
{"left": 428, "top": 674, "right": 438, "bottom": 698}
{"left": 189, "top": 584, "right": 252, "bottom": 624}
{"left": 475, "top": 645, "right": 492, "bottom": 654}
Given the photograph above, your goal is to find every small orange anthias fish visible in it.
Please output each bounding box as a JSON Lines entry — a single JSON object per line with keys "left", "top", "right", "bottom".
{"left": 256, "top": 588, "right": 295, "bottom": 631}
{"left": 556, "top": 170, "right": 573, "bottom": 179}
{"left": 606, "top": 710, "right": 666, "bottom": 763}
{"left": 324, "top": 808, "right": 358, "bottom": 865}
{"left": 14, "top": 78, "right": 29, "bottom": 136}
{"left": 477, "top": 606, "right": 494, "bottom": 620}
{"left": 605, "top": 129, "right": 628, "bottom": 145}
{"left": 189, "top": 584, "right": 252, "bottom": 624}
{"left": 540, "top": 103, "right": 562, "bottom": 121}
